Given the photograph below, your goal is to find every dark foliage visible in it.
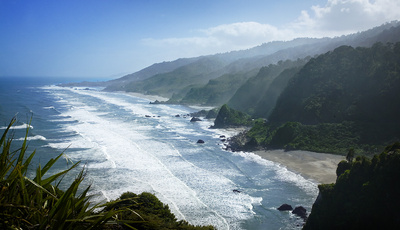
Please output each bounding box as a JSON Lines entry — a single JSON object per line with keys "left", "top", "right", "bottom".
{"left": 269, "top": 42, "right": 400, "bottom": 126}
{"left": 230, "top": 42, "right": 400, "bottom": 154}
{"left": 303, "top": 143, "right": 400, "bottom": 230}
{"left": 242, "top": 120, "right": 379, "bottom": 154}
{"left": 212, "top": 104, "right": 253, "bottom": 128}
{"left": 227, "top": 58, "right": 309, "bottom": 115}
{"left": 104, "top": 192, "right": 215, "bottom": 230}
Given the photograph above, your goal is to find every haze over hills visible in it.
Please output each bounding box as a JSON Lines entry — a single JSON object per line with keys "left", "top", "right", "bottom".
{"left": 94, "top": 20, "right": 400, "bottom": 156}
{"left": 95, "top": 21, "right": 400, "bottom": 107}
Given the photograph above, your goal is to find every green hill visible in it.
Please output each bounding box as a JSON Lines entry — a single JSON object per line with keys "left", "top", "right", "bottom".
{"left": 303, "top": 143, "right": 400, "bottom": 230}
{"left": 212, "top": 104, "right": 253, "bottom": 128}
{"left": 230, "top": 42, "right": 400, "bottom": 154}
{"left": 179, "top": 69, "right": 258, "bottom": 106}
{"left": 123, "top": 57, "right": 228, "bottom": 98}
{"left": 252, "top": 66, "right": 303, "bottom": 117}
{"left": 228, "top": 58, "right": 309, "bottom": 116}
{"left": 269, "top": 42, "right": 400, "bottom": 125}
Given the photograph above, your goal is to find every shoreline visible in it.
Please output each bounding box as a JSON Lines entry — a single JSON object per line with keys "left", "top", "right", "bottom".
{"left": 123, "top": 91, "right": 170, "bottom": 102}
{"left": 117, "top": 91, "right": 343, "bottom": 184}
{"left": 253, "top": 149, "right": 345, "bottom": 184}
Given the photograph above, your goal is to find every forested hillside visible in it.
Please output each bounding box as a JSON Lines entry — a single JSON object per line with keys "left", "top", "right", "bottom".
{"left": 122, "top": 57, "right": 228, "bottom": 98}
{"left": 227, "top": 58, "right": 309, "bottom": 115}
{"left": 232, "top": 42, "right": 400, "bottom": 154}
{"left": 179, "top": 69, "right": 258, "bottom": 106}
{"left": 269, "top": 42, "right": 400, "bottom": 125}
{"left": 98, "top": 21, "right": 400, "bottom": 107}
{"left": 303, "top": 143, "right": 400, "bottom": 230}
{"left": 63, "top": 22, "right": 400, "bottom": 154}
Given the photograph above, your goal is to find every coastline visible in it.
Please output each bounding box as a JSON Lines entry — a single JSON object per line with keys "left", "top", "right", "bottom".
{"left": 124, "top": 91, "right": 170, "bottom": 102}
{"left": 253, "top": 150, "right": 345, "bottom": 184}
{"left": 118, "top": 91, "right": 343, "bottom": 185}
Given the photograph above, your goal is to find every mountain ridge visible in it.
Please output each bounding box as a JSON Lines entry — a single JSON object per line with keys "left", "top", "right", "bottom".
{"left": 100, "top": 21, "right": 400, "bottom": 106}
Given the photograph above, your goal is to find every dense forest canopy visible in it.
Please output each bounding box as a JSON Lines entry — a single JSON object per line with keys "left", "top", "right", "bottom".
{"left": 269, "top": 42, "right": 400, "bottom": 125}
{"left": 303, "top": 143, "right": 400, "bottom": 229}
{"left": 218, "top": 42, "right": 400, "bottom": 155}
{"left": 227, "top": 58, "right": 310, "bottom": 116}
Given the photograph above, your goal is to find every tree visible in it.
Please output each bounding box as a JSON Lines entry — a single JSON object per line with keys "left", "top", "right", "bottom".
{"left": 346, "top": 148, "right": 355, "bottom": 162}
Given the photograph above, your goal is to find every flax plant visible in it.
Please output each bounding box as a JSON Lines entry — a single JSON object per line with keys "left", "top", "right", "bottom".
{"left": 0, "top": 118, "right": 142, "bottom": 229}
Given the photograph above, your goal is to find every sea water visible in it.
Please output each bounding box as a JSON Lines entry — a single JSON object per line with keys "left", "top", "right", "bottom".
{"left": 0, "top": 77, "right": 319, "bottom": 229}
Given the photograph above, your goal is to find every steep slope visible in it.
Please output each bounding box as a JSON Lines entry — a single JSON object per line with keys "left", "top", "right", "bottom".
{"left": 100, "top": 21, "right": 400, "bottom": 105}
{"left": 252, "top": 66, "right": 303, "bottom": 118}
{"left": 269, "top": 43, "right": 400, "bottom": 126}
{"left": 230, "top": 42, "right": 400, "bottom": 154}
{"left": 227, "top": 58, "right": 309, "bottom": 115}
{"left": 191, "top": 22, "right": 400, "bottom": 110}
{"left": 122, "top": 57, "right": 228, "bottom": 97}
{"left": 303, "top": 143, "right": 400, "bottom": 230}
{"left": 179, "top": 69, "right": 258, "bottom": 106}
{"left": 104, "top": 57, "right": 202, "bottom": 91}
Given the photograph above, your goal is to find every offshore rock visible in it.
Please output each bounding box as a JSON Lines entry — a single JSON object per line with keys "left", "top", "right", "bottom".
{"left": 277, "top": 204, "right": 293, "bottom": 211}
{"left": 292, "top": 206, "right": 307, "bottom": 220}
{"left": 190, "top": 117, "right": 202, "bottom": 122}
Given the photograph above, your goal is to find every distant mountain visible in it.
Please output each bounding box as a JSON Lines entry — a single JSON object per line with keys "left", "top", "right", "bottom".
{"left": 103, "top": 57, "right": 203, "bottom": 91}
{"left": 60, "top": 21, "right": 400, "bottom": 112}
{"left": 100, "top": 21, "right": 400, "bottom": 107}
{"left": 120, "top": 56, "right": 229, "bottom": 98}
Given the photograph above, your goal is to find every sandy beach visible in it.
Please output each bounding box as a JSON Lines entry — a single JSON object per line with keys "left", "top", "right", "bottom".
{"left": 126, "top": 91, "right": 344, "bottom": 184}
{"left": 254, "top": 150, "right": 345, "bottom": 184}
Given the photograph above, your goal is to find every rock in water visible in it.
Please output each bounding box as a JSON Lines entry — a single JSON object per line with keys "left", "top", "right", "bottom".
{"left": 197, "top": 139, "right": 205, "bottom": 144}
{"left": 190, "top": 117, "right": 202, "bottom": 122}
{"left": 292, "top": 206, "right": 307, "bottom": 220}
{"left": 277, "top": 204, "right": 293, "bottom": 211}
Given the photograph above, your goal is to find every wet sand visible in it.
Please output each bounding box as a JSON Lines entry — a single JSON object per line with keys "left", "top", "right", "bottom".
{"left": 254, "top": 150, "right": 345, "bottom": 184}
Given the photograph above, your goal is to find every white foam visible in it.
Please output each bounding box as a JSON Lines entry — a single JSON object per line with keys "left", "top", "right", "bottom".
{"left": 62, "top": 87, "right": 155, "bottom": 116}
{"left": 42, "top": 86, "right": 314, "bottom": 230}
{"left": 43, "top": 104, "right": 228, "bottom": 228}
{"left": 0, "top": 123, "right": 33, "bottom": 130}
{"left": 232, "top": 150, "right": 319, "bottom": 195}
{"left": 16, "top": 135, "right": 46, "bottom": 141}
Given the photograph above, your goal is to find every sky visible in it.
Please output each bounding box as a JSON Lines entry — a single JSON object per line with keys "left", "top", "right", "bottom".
{"left": 1, "top": 0, "right": 400, "bottom": 79}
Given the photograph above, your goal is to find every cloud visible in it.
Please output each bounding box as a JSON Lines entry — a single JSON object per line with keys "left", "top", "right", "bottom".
{"left": 294, "top": 0, "right": 400, "bottom": 35}
{"left": 141, "top": 22, "right": 295, "bottom": 57}
{"left": 200, "top": 22, "right": 290, "bottom": 44}
{"left": 142, "top": 0, "right": 400, "bottom": 58}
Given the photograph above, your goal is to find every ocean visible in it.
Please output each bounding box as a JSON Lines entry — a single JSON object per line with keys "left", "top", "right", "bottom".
{"left": 0, "top": 76, "right": 318, "bottom": 230}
